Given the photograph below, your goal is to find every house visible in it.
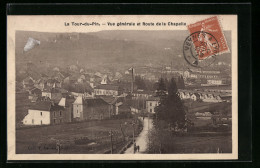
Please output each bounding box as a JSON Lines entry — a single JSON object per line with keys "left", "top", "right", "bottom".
{"left": 34, "top": 79, "right": 47, "bottom": 91}
{"left": 52, "top": 71, "right": 69, "bottom": 82}
{"left": 190, "top": 93, "right": 200, "bottom": 101}
{"left": 22, "top": 76, "right": 34, "bottom": 89}
{"left": 42, "top": 87, "right": 62, "bottom": 102}
{"left": 46, "top": 79, "right": 61, "bottom": 88}
{"left": 115, "top": 102, "right": 131, "bottom": 115}
{"left": 94, "top": 84, "right": 122, "bottom": 96}
{"left": 220, "top": 95, "right": 232, "bottom": 102}
{"left": 130, "top": 107, "right": 142, "bottom": 114}
{"left": 202, "top": 94, "right": 222, "bottom": 102}
{"left": 207, "top": 79, "right": 226, "bottom": 85}
{"left": 178, "top": 90, "right": 186, "bottom": 99}
{"left": 101, "top": 75, "right": 111, "bottom": 85}
{"left": 78, "top": 74, "right": 86, "bottom": 83}
{"left": 114, "top": 72, "right": 122, "bottom": 80}
{"left": 184, "top": 69, "right": 229, "bottom": 83}
{"left": 28, "top": 87, "right": 42, "bottom": 100}
{"left": 22, "top": 101, "right": 52, "bottom": 125}
{"left": 146, "top": 97, "right": 160, "bottom": 113}
{"left": 27, "top": 70, "right": 41, "bottom": 82}
{"left": 31, "top": 96, "right": 40, "bottom": 103}
{"left": 56, "top": 97, "right": 74, "bottom": 123}
{"left": 69, "top": 83, "right": 94, "bottom": 97}
{"left": 195, "top": 112, "right": 212, "bottom": 120}
{"left": 90, "top": 75, "right": 102, "bottom": 83}
{"left": 63, "top": 74, "right": 79, "bottom": 85}
{"left": 22, "top": 98, "right": 72, "bottom": 125}
{"left": 101, "top": 96, "right": 131, "bottom": 116}
{"left": 72, "top": 97, "right": 111, "bottom": 121}
{"left": 132, "top": 90, "right": 154, "bottom": 100}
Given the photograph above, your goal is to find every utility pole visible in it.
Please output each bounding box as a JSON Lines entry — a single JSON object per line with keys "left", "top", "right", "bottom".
{"left": 148, "top": 113, "right": 150, "bottom": 151}
{"left": 130, "top": 67, "right": 134, "bottom": 94}
{"left": 120, "top": 123, "right": 126, "bottom": 141}
{"left": 109, "top": 130, "right": 113, "bottom": 154}
{"left": 56, "top": 140, "right": 61, "bottom": 154}
{"left": 132, "top": 122, "right": 136, "bottom": 154}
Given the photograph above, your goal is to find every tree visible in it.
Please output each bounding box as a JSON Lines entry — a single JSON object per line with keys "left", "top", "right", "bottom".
{"left": 177, "top": 75, "right": 185, "bottom": 89}
{"left": 155, "top": 77, "right": 186, "bottom": 130}
{"left": 155, "top": 78, "right": 167, "bottom": 97}
{"left": 135, "top": 76, "right": 147, "bottom": 90}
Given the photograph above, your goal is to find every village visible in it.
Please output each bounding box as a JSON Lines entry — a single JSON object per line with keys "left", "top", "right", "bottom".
{"left": 15, "top": 60, "right": 232, "bottom": 154}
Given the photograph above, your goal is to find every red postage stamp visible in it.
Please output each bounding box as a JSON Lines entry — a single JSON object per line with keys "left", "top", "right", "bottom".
{"left": 187, "top": 16, "right": 229, "bottom": 60}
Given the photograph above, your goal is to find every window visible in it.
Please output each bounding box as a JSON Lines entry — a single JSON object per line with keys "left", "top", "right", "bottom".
{"left": 54, "top": 119, "right": 56, "bottom": 123}
{"left": 150, "top": 103, "right": 152, "bottom": 106}
{"left": 41, "top": 120, "right": 42, "bottom": 125}
{"left": 32, "top": 119, "right": 34, "bottom": 124}
{"left": 40, "top": 112, "right": 42, "bottom": 116}
{"left": 53, "top": 111, "right": 56, "bottom": 117}
{"left": 60, "top": 111, "right": 62, "bottom": 116}
{"left": 150, "top": 109, "right": 152, "bottom": 113}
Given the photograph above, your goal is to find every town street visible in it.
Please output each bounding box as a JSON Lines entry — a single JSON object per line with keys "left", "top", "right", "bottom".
{"left": 124, "top": 117, "right": 153, "bottom": 154}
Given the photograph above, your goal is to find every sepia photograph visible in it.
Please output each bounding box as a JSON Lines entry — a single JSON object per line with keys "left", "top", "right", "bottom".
{"left": 7, "top": 15, "right": 238, "bottom": 160}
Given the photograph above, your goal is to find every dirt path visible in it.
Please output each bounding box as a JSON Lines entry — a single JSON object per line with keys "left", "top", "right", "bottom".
{"left": 124, "top": 117, "right": 153, "bottom": 154}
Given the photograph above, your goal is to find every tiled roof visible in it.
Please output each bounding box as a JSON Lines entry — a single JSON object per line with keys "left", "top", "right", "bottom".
{"left": 23, "top": 77, "right": 34, "bottom": 84}
{"left": 73, "top": 96, "right": 83, "bottom": 105}
{"left": 100, "top": 96, "right": 117, "bottom": 104}
{"left": 29, "top": 87, "right": 42, "bottom": 95}
{"left": 95, "top": 84, "right": 119, "bottom": 91}
{"left": 146, "top": 97, "right": 160, "bottom": 101}
{"left": 50, "top": 104, "right": 65, "bottom": 111}
{"left": 52, "top": 94, "right": 63, "bottom": 103}
{"left": 132, "top": 90, "right": 154, "bottom": 95}
{"left": 29, "top": 101, "right": 52, "bottom": 111}
{"left": 31, "top": 95, "right": 39, "bottom": 102}
{"left": 84, "top": 98, "right": 109, "bottom": 107}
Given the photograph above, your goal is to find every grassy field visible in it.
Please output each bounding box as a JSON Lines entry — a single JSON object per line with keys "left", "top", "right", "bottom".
{"left": 16, "top": 118, "right": 141, "bottom": 154}
{"left": 186, "top": 101, "right": 232, "bottom": 114}
{"left": 171, "top": 101, "right": 232, "bottom": 153}
{"left": 184, "top": 101, "right": 232, "bottom": 127}
{"left": 148, "top": 130, "right": 232, "bottom": 154}
{"left": 169, "top": 133, "right": 232, "bottom": 153}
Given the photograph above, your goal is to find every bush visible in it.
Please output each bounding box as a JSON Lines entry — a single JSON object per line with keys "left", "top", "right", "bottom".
{"left": 147, "top": 128, "right": 176, "bottom": 153}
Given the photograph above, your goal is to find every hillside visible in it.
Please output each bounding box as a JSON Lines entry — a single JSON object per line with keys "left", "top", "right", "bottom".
{"left": 15, "top": 30, "right": 232, "bottom": 71}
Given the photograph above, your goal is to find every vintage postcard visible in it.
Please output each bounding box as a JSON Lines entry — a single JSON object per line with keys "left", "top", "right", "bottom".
{"left": 7, "top": 15, "right": 237, "bottom": 160}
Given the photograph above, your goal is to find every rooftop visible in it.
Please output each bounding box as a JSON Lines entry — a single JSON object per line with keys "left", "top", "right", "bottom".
{"left": 95, "top": 84, "right": 120, "bottom": 91}
{"left": 29, "top": 101, "right": 52, "bottom": 111}
{"left": 146, "top": 97, "right": 160, "bottom": 101}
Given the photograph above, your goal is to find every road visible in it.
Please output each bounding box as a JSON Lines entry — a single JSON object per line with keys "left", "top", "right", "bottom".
{"left": 124, "top": 117, "right": 152, "bottom": 154}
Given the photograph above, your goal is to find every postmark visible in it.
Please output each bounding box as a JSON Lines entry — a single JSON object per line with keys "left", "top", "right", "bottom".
{"left": 183, "top": 31, "right": 219, "bottom": 68}
{"left": 183, "top": 16, "right": 229, "bottom": 67}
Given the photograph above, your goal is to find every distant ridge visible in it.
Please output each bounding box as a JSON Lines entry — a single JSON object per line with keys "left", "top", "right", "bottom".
{"left": 15, "top": 30, "right": 231, "bottom": 70}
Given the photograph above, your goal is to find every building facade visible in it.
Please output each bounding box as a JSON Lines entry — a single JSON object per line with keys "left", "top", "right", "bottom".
{"left": 72, "top": 97, "right": 111, "bottom": 121}
{"left": 94, "top": 84, "right": 121, "bottom": 96}
{"left": 22, "top": 99, "right": 72, "bottom": 126}
{"left": 146, "top": 97, "right": 159, "bottom": 113}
